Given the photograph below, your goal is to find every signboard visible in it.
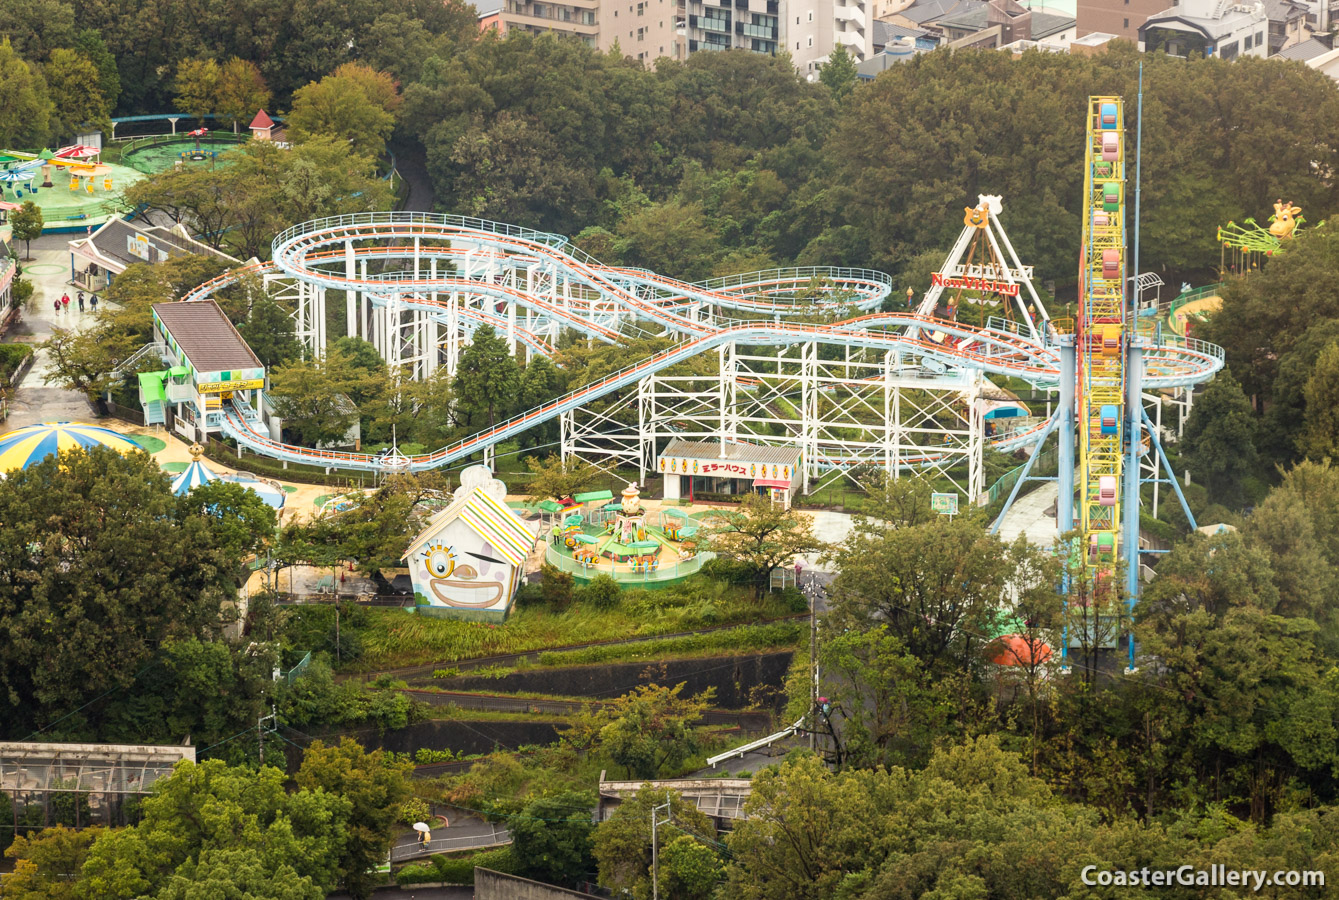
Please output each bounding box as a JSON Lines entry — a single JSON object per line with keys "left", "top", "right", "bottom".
{"left": 931, "top": 492, "right": 959, "bottom": 515}
{"left": 931, "top": 272, "right": 1020, "bottom": 296}
{"left": 127, "top": 234, "right": 153, "bottom": 261}
{"left": 197, "top": 378, "right": 264, "bottom": 393}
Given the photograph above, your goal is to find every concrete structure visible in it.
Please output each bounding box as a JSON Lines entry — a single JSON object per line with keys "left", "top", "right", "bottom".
{"left": 476, "top": 869, "right": 600, "bottom": 899}
{"left": 597, "top": 775, "right": 753, "bottom": 831}
{"left": 657, "top": 438, "right": 800, "bottom": 507}
{"left": 683, "top": 0, "right": 874, "bottom": 75}
{"left": 492, "top": 0, "right": 678, "bottom": 63}
{"left": 402, "top": 465, "right": 538, "bottom": 622}
{"left": 67, "top": 218, "right": 238, "bottom": 292}
{"left": 1304, "top": 39, "right": 1339, "bottom": 77}
{"left": 1075, "top": 0, "right": 1163, "bottom": 41}
{"left": 1140, "top": 0, "right": 1269, "bottom": 59}
{"left": 1067, "top": 29, "right": 1118, "bottom": 53}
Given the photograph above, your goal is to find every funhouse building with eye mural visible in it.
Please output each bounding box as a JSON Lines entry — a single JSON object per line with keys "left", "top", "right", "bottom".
{"left": 402, "top": 466, "right": 539, "bottom": 621}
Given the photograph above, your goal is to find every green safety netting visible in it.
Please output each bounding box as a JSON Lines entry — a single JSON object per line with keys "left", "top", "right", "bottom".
{"left": 537, "top": 500, "right": 564, "bottom": 512}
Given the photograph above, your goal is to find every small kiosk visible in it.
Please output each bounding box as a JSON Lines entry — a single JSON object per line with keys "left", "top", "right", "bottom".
{"left": 656, "top": 439, "right": 801, "bottom": 509}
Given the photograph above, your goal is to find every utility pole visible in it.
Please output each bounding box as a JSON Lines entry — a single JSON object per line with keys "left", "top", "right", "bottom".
{"left": 650, "top": 800, "right": 671, "bottom": 900}
{"left": 257, "top": 706, "right": 276, "bottom": 765}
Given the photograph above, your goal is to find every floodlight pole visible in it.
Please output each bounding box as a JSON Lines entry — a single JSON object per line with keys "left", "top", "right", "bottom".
{"left": 651, "top": 800, "right": 671, "bottom": 900}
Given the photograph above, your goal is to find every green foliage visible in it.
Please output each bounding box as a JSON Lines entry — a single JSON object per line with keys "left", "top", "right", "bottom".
{"left": 287, "top": 63, "right": 401, "bottom": 159}
{"left": 1181, "top": 368, "right": 1258, "bottom": 507}
{"left": 539, "top": 562, "right": 575, "bottom": 609}
{"left": 397, "top": 796, "right": 431, "bottom": 826}
{"left": 523, "top": 453, "right": 602, "bottom": 501}
{"left": 296, "top": 738, "right": 413, "bottom": 899}
{"left": 574, "top": 573, "right": 621, "bottom": 611}
{"left": 396, "top": 846, "right": 519, "bottom": 884}
{"left": 9, "top": 200, "right": 42, "bottom": 259}
{"left": 237, "top": 295, "right": 301, "bottom": 368}
{"left": 0, "top": 341, "right": 33, "bottom": 382}
{"left": 536, "top": 622, "right": 802, "bottom": 667}
{"left": 591, "top": 784, "right": 718, "bottom": 899}
{"left": 509, "top": 791, "right": 596, "bottom": 887}
{"left": 702, "top": 495, "right": 826, "bottom": 598}
{"left": 3, "top": 825, "right": 102, "bottom": 900}
{"left": 80, "top": 760, "right": 348, "bottom": 897}
{"left": 0, "top": 447, "right": 245, "bottom": 738}
{"left": 454, "top": 325, "right": 520, "bottom": 429}
{"left": 0, "top": 39, "right": 50, "bottom": 149}
{"left": 45, "top": 47, "right": 110, "bottom": 138}
{"left": 818, "top": 45, "right": 858, "bottom": 101}
{"left": 566, "top": 682, "right": 713, "bottom": 779}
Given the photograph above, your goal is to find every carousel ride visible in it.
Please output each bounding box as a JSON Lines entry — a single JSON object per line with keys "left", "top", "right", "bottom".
{"left": 549, "top": 483, "right": 708, "bottom": 583}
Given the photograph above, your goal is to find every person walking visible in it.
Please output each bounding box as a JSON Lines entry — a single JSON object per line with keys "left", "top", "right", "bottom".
{"left": 53, "top": 297, "right": 61, "bottom": 314}
{"left": 60, "top": 293, "right": 70, "bottom": 312}
{"left": 89, "top": 293, "right": 99, "bottom": 311}
{"left": 77, "top": 291, "right": 85, "bottom": 312}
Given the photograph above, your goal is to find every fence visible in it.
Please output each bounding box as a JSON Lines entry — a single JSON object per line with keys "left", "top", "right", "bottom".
{"left": 283, "top": 651, "right": 312, "bottom": 685}
{"left": 389, "top": 827, "right": 512, "bottom": 863}
{"left": 982, "top": 447, "right": 1058, "bottom": 507}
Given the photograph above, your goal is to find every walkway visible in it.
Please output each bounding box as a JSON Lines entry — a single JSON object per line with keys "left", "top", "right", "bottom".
{"left": 3, "top": 234, "right": 104, "bottom": 430}
{"left": 389, "top": 814, "right": 510, "bottom": 864}
{"left": 994, "top": 478, "right": 1060, "bottom": 548}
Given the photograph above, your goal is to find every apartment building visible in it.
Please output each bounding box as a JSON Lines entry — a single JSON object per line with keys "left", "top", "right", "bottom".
{"left": 1139, "top": 0, "right": 1269, "bottom": 58}
{"left": 1075, "top": 0, "right": 1165, "bottom": 41}
{"left": 484, "top": 0, "right": 678, "bottom": 63}
{"left": 682, "top": 0, "right": 874, "bottom": 73}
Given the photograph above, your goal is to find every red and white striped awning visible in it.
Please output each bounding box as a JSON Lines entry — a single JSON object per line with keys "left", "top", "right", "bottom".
{"left": 754, "top": 477, "right": 792, "bottom": 489}
{"left": 54, "top": 145, "right": 99, "bottom": 159}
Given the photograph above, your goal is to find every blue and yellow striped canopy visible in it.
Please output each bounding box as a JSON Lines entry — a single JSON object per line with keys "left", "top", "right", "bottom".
{"left": 0, "top": 422, "right": 144, "bottom": 472}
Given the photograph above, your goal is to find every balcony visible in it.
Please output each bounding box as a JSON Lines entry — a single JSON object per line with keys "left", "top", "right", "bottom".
{"left": 692, "top": 13, "right": 732, "bottom": 31}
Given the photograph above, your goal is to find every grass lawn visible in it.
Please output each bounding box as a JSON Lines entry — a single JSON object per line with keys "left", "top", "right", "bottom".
{"left": 341, "top": 589, "right": 804, "bottom": 671}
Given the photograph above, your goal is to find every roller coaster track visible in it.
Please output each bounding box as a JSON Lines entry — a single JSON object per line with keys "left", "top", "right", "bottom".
{"left": 178, "top": 212, "right": 1222, "bottom": 473}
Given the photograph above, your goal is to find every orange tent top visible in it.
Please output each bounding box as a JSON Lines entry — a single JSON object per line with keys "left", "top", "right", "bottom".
{"left": 989, "top": 634, "right": 1053, "bottom": 667}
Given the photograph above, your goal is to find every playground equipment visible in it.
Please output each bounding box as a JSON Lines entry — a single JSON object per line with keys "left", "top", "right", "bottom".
{"left": 1216, "top": 200, "right": 1305, "bottom": 272}
{"left": 155, "top": 210, "right": 1218, "bottom": 521}
{"left": 545, "top": 482, "right": 698, "bottom": 582}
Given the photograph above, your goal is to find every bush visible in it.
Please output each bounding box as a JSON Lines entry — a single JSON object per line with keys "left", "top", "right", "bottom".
{"left": 398, "top": 797, "right": 431, "bottom": 826}
{"left": 574, "top": 573, "right": 621, "bottom": 610}
{"left": 0, "top": 342, "right": 32, "bottom": 382}
{"left": 12, "top": 276, "right": 32, "bottom": 308}
{"left": 431, "top": 846, "right": 519, "bottom": 884}
{"left": 777, "top": 585, "right": 809, "bottom": 614}
{"left": 395, "top": 863, "right": 437, "bottom": 885}
{"left": 540, "top": 563, "right": 574, "bottom": 609}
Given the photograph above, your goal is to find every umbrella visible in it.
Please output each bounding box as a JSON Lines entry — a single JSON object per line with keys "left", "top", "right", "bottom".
{"left": 0, "top": 170, "right": 34, "bottom": 183}
{"left": 989, "top": 634, "right": 1053, "bottom": 667}
{"left": 412, "top": 822, "right": 431, "bottom": 833}
{"left": 0, "top": 422, "right": 144, "bottom": 472}
{"left": 54, "top": 144, "right": 99, "bottom": 159}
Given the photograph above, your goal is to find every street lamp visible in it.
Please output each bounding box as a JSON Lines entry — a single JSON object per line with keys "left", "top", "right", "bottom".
{"left": 796, "top": 560, "right": 817, "bottom": 751}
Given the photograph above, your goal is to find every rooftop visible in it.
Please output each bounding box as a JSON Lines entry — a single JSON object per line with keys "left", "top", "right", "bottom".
{"left": 1275, "top": 36, "right": 1332, "bottom": 60}
{"left": 80, "top": 218, "right": 237, "bottom": 271}
{"left": 874, "top": 19, "right": 931, "bottom": 44}
{"left": 152, "top": 300, "right": 264, "bottom": 373}
{"left": 0, "top": 740, "right": 193, "bottom": 795}
{"left": 661, "top": 438, "right": 801, "bottom": 466}
{"left": 249, "top": 109, "right": 275, "bottom": 129}
{"left": 897, "top": 0, "right": 985, "bottom": 25}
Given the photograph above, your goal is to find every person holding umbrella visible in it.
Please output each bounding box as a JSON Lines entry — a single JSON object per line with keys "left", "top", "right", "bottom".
{"left": 413, "top": 821, "right": 431, "bottom": 849}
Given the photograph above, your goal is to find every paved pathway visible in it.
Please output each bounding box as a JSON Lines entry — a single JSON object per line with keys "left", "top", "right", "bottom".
{"left": 994, "top": 478, "right": 1061, "bottom": 548}
{"left": 3, "top": 234, "right": 104, "bottom": 430}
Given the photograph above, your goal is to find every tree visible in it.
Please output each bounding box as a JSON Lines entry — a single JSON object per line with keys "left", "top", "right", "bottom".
{"left": 10, "top": 200, "right": 42, "bottom": 260}
{"left": 0, "top": 39, "right": 51, "bottom": 149}
{"left": 1300, "top": 340, "right": 1339, "bottom": 462}
{"left": 74, "top": 29, "right": 120, "bottom": 113}
{"left": 827, "top": 518, "right": 1036, "bottom": 674}
{"left": 44, "top": 48, "right": 109, "bottom": 139}
{"left": 516, "top": 354, "right": 562, "bottom": 447}
{"left": 453, "top": 325, "right": 520, "bottom": 429}
{"left": 267, "top": 348, "right": 381, "bottom": 448}
{"left": 524, "top": 453, "right": 602, "bottom": 501}
{"left": 178, "top": 479, "right": 278, "bottom": 563}
{"left": 287, "top": 64, "right": 400, "bottom": 159}
{"left": 591, "top": 784, "right": 718, "bottom": 899}
{"left": 1180, "top": 367, "right": 1258, "bottom": 506}
{"left": 3, "top": 826, "right": 102, "bottom": 900}
{"left": 566, "top": 683, "right": 713, "bottom": 779}
{"left": 0, "top": 448, "right": 243, "bottom": 737}
{"left": 818, "top": 627, "right": 950, "bottom": 770}
{"left": 237, "top": 296, "right": 301, "bottom": 367}
{"left": 702, "top": 495, "right": 825, "bottom": 598}
{"left": 295, "top": 738, "right": 412, "bottom": 900}
{"left": 215, "top": 58, "right": 270, "bottom": 130}
{"left": 157, "top": 848, "right": 322, "bottom": 900}
{"left": 174, "top": 57, "right": 220, "bottom": 121}
{"left": 818, "top": 46, "right": 858, "bottom": 101}
{"left": 509, "top": 791, "right": 596, "bottom": 888}
{"left": 80, "top": 760, "right": 348, "bottom": 898}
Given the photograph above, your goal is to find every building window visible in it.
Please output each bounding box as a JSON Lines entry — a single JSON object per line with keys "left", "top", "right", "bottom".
{"left": 1218, "top": 39, "right": 1238, "bottom": 59}
{"left": 807, "top": 35, "right": 812, "bottom": 45}
{"left": 1256, "top": 31, "right": 1264, "bottom": 46}
{"left": 1123, "top": 17, "right": 1128, "bottom": 28}
{"left": 1243, "top": 33, "right": 1251, "bottom": 49}
{"left": 637, "top": 25, "right": 645, "bottom": 38}
{"left": 581, "top": 10, "right": 594, "bottom": 23}
{"left": 637, "top": 1, "right": 644, "bottom": 12}
{"left": 807, "top": 10, "right": 812, "bottom": 20}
